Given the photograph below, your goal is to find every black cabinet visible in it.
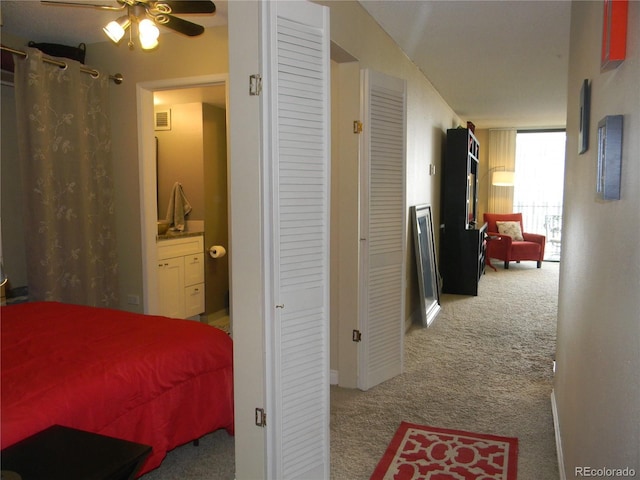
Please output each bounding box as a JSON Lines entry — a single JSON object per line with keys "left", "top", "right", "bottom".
{"left": 440, "top": 128, "right": 486, "bottom": 296}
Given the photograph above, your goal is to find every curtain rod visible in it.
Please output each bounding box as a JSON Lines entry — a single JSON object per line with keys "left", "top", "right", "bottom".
{"left": 1, "top": 45, "right": 123, "bottom": 85}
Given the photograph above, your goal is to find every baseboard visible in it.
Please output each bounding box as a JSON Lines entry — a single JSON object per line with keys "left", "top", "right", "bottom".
{"left": 408, "top": 308, "right": 420, "bottom": 331}
{"left": 330, "top": 369, "right": 339, "bottom": 385}
{"left": 551, "top": 389, "right": 566, "bottom": 480}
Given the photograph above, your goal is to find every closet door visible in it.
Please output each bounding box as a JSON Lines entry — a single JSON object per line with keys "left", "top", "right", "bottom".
{"left": 262, "top": 2, "right": 330, "bottom": 479}
{"left": 358, "top": 69, "right": 407, "bottom": 391}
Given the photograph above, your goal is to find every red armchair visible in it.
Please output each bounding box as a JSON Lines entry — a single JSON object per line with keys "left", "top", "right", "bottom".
{"left": 483, "top": 213, "right": 545, "bottom": 269}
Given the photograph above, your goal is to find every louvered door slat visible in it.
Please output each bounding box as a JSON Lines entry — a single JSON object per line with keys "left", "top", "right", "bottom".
{"left": 359, "top": 70, "right": 407, "bottom": 391}
{"left": 265, "top": 2, "right": 330, "bottom": 478}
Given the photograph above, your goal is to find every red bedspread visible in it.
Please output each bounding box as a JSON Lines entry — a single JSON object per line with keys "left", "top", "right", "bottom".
{"left": 1, "top": 301, "right": 234, "bottom": 475}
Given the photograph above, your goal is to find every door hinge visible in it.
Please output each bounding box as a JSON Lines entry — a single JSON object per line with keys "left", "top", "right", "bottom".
{"left": 249, "top": 74, "right": 262, "bottom": 96}
{"left": 352, "top": 329, "right": 362, "bottom": 342}
{"left": 353, "top": 120, "right": 363, "bottom": 134}
{"left": 255, "top": 407, "right": 267, "bottom": 427}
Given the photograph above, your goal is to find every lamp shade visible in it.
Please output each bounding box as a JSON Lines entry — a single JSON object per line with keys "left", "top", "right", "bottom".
{"left": 492, "top": 171, "right": 515, "bottom": 186}
{"left": 103, "top": 16, "right": 131, "bottom": 43}
{"left": 139, "top": 19, "right": 160, "bottom": 50}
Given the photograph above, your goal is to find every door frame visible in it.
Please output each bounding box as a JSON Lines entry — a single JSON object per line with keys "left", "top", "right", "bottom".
{"left": 136, "top": 74, "right": 228, "bottom": 315}
{"left": 332, "top": 59, "right": 361, "bottom": 389}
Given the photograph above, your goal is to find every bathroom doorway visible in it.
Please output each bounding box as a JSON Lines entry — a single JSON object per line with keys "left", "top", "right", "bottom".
{"left": 137, "top": 75, "right": 230, "bottom": 332}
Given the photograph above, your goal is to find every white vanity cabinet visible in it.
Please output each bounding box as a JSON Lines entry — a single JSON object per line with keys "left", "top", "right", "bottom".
{"left": 157, "top": 235, "right": 205, "bottom": 319}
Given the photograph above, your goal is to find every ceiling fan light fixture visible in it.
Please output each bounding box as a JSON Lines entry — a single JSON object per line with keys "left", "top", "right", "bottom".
{"left": 43, "top": 0, "right": 217, "bottom": 51}
{"left": 138, "top": 18, "right": 160, "bottom": 50}
{"left": 103, "top": 15, "right": 131, "bottom": 44}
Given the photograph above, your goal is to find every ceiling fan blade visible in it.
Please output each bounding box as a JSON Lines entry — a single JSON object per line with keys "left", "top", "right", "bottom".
{"left": 154, "top": 0, "right": 215, "bottom": 14}
{"left": 40, "top": 0, "right": 126, "bottom": 11}
{"left": 157, "top": 14, "right": 205, "bottom": 36}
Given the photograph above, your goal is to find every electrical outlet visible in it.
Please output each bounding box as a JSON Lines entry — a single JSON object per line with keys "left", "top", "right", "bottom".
{"left": 127, "top": 294, "right": 140, "bottom": 305}
{"left": 429, "top": 164, "right": 436, "bottom": 175}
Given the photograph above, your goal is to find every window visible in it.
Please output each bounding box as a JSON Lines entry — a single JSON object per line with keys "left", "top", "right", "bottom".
{"left": 513, "top": 131, "right": 565, "bottom": 261}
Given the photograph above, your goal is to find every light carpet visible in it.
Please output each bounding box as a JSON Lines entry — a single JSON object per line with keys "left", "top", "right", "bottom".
{"left": 331, "top": 261, "right": 559, "bottom": 479}
{"left": 140, "top": 261, "right": 559, "bottom": 479}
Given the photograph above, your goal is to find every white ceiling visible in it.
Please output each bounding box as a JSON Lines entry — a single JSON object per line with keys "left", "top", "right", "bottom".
{"left": 359, "top": 0, "right": 572, "bottom": 129}
{"left": 0, "top": 1, "right": 571, "bottom": 128}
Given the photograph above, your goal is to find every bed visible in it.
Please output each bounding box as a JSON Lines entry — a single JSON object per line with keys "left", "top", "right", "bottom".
{"left": 0, "top": 301, "right": 234, "bottom": 476}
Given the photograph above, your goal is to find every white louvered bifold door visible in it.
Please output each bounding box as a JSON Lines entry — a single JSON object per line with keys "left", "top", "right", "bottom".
{"left": 262, "top": 2, "right": 330, "bottom": 479}
{"left": 358, "top": 69, "right": 407, "bottom": 391}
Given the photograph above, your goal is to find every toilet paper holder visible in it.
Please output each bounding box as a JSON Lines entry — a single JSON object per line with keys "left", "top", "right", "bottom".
{"left": 209, "top": 245, "right": 226, "bottom": 259}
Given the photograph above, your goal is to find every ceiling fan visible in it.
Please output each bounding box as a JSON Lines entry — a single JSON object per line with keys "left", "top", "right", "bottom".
{"left": 41, "top": 0, "right": 216, "bottom": 50}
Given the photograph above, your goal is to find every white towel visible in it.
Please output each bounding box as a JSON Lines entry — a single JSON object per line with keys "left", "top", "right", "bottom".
{"left": 165, "top": 182, "right": 192, "bottom": 232}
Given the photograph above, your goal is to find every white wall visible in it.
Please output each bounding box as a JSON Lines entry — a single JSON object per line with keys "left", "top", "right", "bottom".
{"left": 554, "top": 1, "right": 639, "bottom": 476}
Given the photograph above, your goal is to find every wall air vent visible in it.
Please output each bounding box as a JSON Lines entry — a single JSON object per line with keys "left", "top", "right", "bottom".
{"left": 155, "top": 109, "right": 171, "bottom": 131}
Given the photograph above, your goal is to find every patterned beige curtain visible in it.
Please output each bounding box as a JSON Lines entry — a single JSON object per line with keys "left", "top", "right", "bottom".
{"left": 14, "top": 48, "right": 118, "bottom": 306}
{"left": 487, "top": 129, "right": 517, "bottom": 213}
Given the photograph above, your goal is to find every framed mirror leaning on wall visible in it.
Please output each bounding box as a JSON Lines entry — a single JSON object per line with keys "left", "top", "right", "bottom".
{"left": 410, "top": 204, "right": 441, "bottom": 327}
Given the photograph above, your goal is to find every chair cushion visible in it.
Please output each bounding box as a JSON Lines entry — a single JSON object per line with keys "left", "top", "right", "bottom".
{"left": 511, "top": 241, "right": 542, "bottom": 259}
{"left": 496, "top": 221, "right": 524, "bottom": 241}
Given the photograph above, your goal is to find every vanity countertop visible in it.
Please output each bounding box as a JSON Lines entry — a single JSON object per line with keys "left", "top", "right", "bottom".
{"left": 157, "top": 231, "right": 204, "bottom": 241}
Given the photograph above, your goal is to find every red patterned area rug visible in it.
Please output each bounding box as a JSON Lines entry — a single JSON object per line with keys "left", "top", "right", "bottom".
{"left": 370, "top": 422, "right": 518, "bottom": 480}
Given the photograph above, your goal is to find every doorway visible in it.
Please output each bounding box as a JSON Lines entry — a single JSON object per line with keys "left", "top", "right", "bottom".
{"left": 137, "top": 75, "right": 230, "bottom": 324}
